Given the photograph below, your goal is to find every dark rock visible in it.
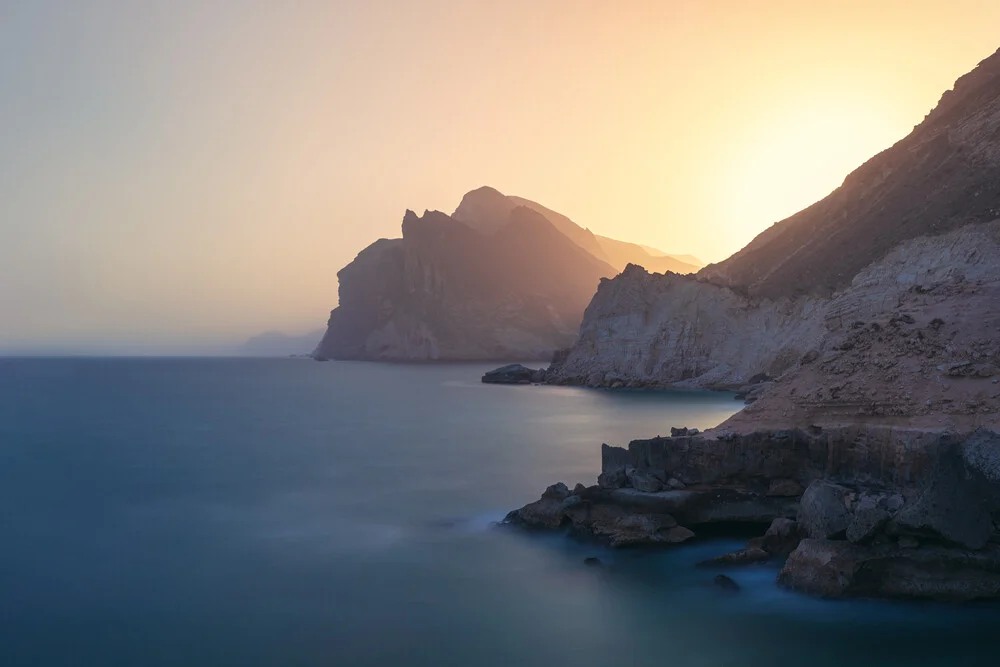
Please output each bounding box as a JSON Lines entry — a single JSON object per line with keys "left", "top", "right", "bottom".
{"left": 713, "top": 574, "right": 740, "bottom": 592}
{"left": 847, "top": 504, "right": 891, "bottom": 544}
{"left": 798, "top": 481, "right": 851, "bottom": 540}
{"left": 670, "top": 427, "right": 690, "bottom": 437}
{"left": 542, "top": 482, "right": 570, "bottom": 500}
{"left": 609, "top": 487, "right": 798, "bottom": 526}
{"left": 601, "top": 443, "right": 634, "bottom": 473}
{"left": 882, "top": 494, "right": 905, "bottom": 513}
{"left": 583, "top": 557, "right": 602, "bottom": 566}
{"left": 666, "top": 478, "right": 686, "bottom": 490}
{"left": 517, "top": 497, "right": 567, "bottom": 529}
{"left": 573, "top": 483, "right": 587, "bottom": 495}
{"left": 893, "top": 437, "right": 996, "bottom": 549}
{"left": 699, "top": 547, "right": 770, "bottom": 566}
{"left": 898, "top": 535, "right": 920, "bottom": 549}
{"left": 629, "top": 469, "right": 664, "bottom": 493}
{"left": 482, "top": 364, "right": 543, "bottom": 384}
{"left": 664, "top": 525, "right": 696, "bottom": 544}
{"left": 767, "top": 478, "right": 804, "bottom": 497}
{"left": 762, "top": 518, "right": 801, "bottom": 556}
{"left": 778, "top": 539, "right": 1000, "bottom": 601}
{"left": 598, "top": 468, "right": 627, "bottom": 490}
{"left": 777, "top": 539, "right": 866, "bottom": 598}
{"left": 592, "top": 513, "right": 683, "bottom": 548}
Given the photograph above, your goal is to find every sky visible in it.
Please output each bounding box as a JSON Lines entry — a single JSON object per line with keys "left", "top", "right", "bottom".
{"left": 1, "top": 1, "right": 998, "bottom": 354}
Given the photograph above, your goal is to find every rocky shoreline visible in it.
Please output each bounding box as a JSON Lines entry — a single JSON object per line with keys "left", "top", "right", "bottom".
{"left": 503, "top": 426, "right": 1000, "bottom": 601}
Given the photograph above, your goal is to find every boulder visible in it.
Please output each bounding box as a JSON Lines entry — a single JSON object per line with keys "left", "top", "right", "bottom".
{"left": 510, "top": 498, "right": 566, "bottom": 529}
{"left": 766, "top": 478, "right": 805, "bottom": 497}
{"left": 597, "top": 468, "right": 627, "bottom": 490}
{"left": 666, "top": 478, "right": 686, "bottom": 490}
{"left": 778, "top": 539, "right": 1000, "bottom": 601}
{"left": 777, "top": 539, "right": 861, "bottom": 598}
{"left": 482, "top": 364, "right": 540, "bottom": 384}
{"left": 542, "top": 482, "right": 570, "bottom": 501}
{"left": 629, "top": 469, "right": 664, "bottom": 493}
{"left": 892, "top": 440, "right": 996, "bottom": 549}
{"left": 798, "top": 481, "right": 851, "bottom": 540}
{"left": 847, "top": 504, "right": 891, "bottom": 544}
{"left": 762, "top": 517, "right": 801, "bottom": 556}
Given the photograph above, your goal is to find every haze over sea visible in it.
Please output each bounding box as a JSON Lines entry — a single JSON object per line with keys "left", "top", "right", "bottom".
{"left": 2, "top": 358, "right": 999, "bottom": 666}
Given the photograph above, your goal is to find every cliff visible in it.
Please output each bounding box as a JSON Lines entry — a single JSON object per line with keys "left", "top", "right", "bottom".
{"left": 315, "top": 207, "right": 616, "bottom": 361}
{"left": 317, "top": 187, "right": 700, "bottom": 362}
{"left": 549, "top": 47, "right": 1000, "bottom": 410}
{"left": 507, "top": 46, "right": 1000, "bottom": 604}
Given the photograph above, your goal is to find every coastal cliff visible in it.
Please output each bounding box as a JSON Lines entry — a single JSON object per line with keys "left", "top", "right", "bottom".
{"left": 316, "top": 207, "right": 615, "bottom": 361}
{"left": 507, "top": 48, "right": 1000, "bottom": 601}
{"left": 548, "top": 47, "right": 1000, "bottom": 392}
{"left": 316, "top": 187, "right": 700, "bottom": 361}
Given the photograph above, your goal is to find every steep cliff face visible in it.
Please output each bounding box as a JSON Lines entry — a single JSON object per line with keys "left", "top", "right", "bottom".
{"left": 549, "top": 265, "right": 826, "bottom": 388}
{"left": 315, "top": 208, "right": 616, "bottom": 361}
{"left": 550, "top": 47, "right": 1000, "bottom": 405}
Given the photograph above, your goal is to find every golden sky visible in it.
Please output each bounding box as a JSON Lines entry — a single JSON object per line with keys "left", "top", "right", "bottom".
{"left": 1, "top": 1, "right": 998, "bottom": 352}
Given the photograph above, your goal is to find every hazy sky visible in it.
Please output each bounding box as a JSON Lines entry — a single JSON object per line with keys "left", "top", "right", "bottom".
{"left": 2, "top": 1, "right": 998, "bottom": 353}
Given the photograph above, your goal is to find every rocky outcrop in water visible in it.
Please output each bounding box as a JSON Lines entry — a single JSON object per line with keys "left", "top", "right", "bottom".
{"left": 481, "top": 364, "right": 547, "bottom": 384}
{"left": 316, "top": 188, "right": 700, "bottom": 361}
{"left": 506, "top": 47, "right": 1000, "bottom": 603}
{"left": 505, "top": 426, "right": 1000, "bottom": 601}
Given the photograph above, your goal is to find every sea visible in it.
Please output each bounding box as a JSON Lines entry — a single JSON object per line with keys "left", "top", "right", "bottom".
{"left": 2, "top": 357, "right": 999, "bottom": 666}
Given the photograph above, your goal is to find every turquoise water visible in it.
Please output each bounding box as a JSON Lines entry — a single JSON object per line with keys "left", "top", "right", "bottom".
{"left": 1, "top": 358, "right": 998, "bottom": 666}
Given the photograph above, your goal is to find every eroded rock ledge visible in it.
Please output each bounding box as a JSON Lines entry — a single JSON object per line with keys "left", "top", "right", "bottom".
{"left": 503, "top": 426, "right": 1000, "bottom": 601}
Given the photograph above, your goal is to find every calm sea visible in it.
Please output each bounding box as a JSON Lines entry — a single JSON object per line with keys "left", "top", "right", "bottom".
{"left": 1, "top": 358, "right": 998, "bottom": 666}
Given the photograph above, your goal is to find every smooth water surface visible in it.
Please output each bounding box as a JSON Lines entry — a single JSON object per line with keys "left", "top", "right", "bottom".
{"left": 1, "top": 358, "right": 998, "bottom": 666}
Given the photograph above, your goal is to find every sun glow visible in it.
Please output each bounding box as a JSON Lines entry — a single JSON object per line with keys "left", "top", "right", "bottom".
{"left": 715, "top": 101, "right": 902, "bottom": 249}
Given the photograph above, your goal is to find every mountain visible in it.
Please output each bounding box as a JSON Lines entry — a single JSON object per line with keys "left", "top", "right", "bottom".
{"left": 452, "top": 186, "right": 702, "bottom": 274}
{"left": 239, "top": 329, "right": 324, "bottom": 356}
{"left": 509, "top": 49, "right": 1000, "bottom": 602}
{"left": 315, "top": 187, "right": 700, "bottom": 361}
{"left": 548, "top": 47, "right": 1000, "bottom": 434}
{"left": 315, "top": 206, "right": 617, "bottom": 361}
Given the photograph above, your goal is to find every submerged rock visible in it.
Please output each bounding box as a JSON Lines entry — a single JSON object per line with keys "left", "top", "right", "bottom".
{"left": 713, "top": 574, "right": 740, "bottom": 592}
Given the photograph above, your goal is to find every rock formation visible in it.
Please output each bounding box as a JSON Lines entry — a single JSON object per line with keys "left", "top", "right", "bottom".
{"left": 547, "top": 47, "right": 1000, "bottom": 404}
{"left": 316, "top": 187, "right": 701, "bottom": 361}
{"left": 506, "top": 48, "right": 1000, "bottom": 601}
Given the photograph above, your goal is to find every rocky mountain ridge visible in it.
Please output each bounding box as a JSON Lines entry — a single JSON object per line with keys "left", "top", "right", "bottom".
{"left": 316, "top": 188, "right": 700, "bottom": 361}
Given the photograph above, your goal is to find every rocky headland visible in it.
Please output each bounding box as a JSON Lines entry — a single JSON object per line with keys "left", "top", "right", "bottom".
{"left": 315, "top": 187, "right": 700, "bottom": 362}
{"left": 504, "top": 47, "right": 1000, "bottom": 601}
